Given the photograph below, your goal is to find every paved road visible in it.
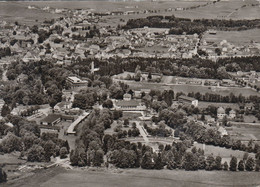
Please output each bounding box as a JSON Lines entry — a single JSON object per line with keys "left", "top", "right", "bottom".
{"left": 133, "top": 121, "right": 149, "bottom": 144}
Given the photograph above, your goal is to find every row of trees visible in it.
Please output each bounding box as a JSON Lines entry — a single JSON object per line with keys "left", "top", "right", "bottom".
{"left": 186, "top": 92, "right": 260, "bottom": 104}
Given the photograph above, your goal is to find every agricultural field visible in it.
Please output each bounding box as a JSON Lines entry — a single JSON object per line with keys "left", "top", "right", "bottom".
{"left": 226, "top": 123, "right": 260, "bottom": 142}
{"left": 202, "top": 29, "right": 260, "bottom": 45}
{"left": 174, "top": 0, "right": 260, "bottom": 20}
{"left": 5, "top": 166, "right": 260, "bottom": 187}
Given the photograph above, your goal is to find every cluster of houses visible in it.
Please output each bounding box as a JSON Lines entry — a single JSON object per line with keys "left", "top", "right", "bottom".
{"left": 231, "top": 71, "right": 260, "bottom": 85}
{"left": 199, "top": 31, "right": 260, "bottom": 60}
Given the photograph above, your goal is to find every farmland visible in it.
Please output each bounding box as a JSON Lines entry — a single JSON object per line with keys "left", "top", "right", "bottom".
{"left": 4, "top": 166, "right": 260, "bottom": 187}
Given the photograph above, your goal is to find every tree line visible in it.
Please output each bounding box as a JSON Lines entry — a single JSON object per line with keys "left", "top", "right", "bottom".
{"left": 0, "top": 115, "right": 69, "bottom": 162}
{"left": 123, "top": 15, "right": 260, "bottom": 35}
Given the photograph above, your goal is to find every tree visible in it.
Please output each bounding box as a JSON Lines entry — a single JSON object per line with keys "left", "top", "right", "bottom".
{"left": 238, "top": 160, "right": 245, "bottom": 171}
{"left": 215, "top": 156, "right": 222, "bottom": 170}
{"left": 148, "top": 72, "right": 152, "bottom": 80}
{"left": 0, "top": 167, "right": 7, "bottom": 183}
{"left": 205, "top": 155, "right": 215, "bottom": 170}
{"left": 27, "top": 145, "right": 46, "bottom": 162}
{"left": 154, "top": 153, "right": 164, "bottom": 170}
{"left": 49, "top": 98, "right": 58, "bottom": 109}
{"left": 223, "top": 161, "right": 229, "bottom": 171}
{"left": 141, "top": 151, "right": 154, "bottom": 169}
{"left": 229, "top": 156, "right": 237, "bottom": 171}
{"left": 183, "top": 152, "right": 198, "bottom": 171}
{"left": 60, "top": 147, "right": 68, "bottom": 159}
{"left": 245, "top": 157, "right": 255, "bottom": 171}
{"left": 102, "top": 99, "right": 113, "bottom": 108}
{"left": 123, "top": 119, "right": 129, "bottom": 127}
{"left": 42, "top": 140, "right": 56, "bottom": 161}
{"left": 110, "top": 149, "right": 137, "bottom": 168}
{"left": 0, "top": 132, "right": 22, "bottom": 153}
{"left": 93, "top": 149, "right": 104, "bottom": 167}
{"left": 1, "top": 104, "right": 11, "bottom": 117}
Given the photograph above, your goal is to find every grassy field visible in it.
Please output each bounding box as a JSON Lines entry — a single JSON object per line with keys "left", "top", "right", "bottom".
{"left": 5, "top": 166, "right": 260, "bottom": 187}
{"left": 192, "top": 143, "right": 255, "bottom": 164}
{"left": 202, "top": 29, "right": 260, "bottom": 45}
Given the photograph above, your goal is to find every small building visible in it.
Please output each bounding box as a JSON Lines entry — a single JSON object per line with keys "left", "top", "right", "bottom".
{"left": 178, "top": 95, "right": 198, "bottom": 107}
{"left": 229, "top": 109, "right": 236, "bottom": 119}
{"left": 217, "top": 107, "right": 226, "bottom": 120}
{"left": 40, "top": 114, "right": 61, "bottom": 126}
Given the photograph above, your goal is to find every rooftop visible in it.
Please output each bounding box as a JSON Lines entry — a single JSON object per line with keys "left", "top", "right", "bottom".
{"left": 116, "top": 100, "right": 141, "bottom": 107}
{"left": 41, "top": 114, "right": 61, "bottom": 123}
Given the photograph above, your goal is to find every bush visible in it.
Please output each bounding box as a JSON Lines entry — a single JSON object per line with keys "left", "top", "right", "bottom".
{"left": 60, "top": 147, "right": 68, "bottom": 159}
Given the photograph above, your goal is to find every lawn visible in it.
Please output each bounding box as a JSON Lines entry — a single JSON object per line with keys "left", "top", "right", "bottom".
{"left": 192, "top": 142, "right": 255, "bottom": 164}
{"left": 6, "top": 166, "right": 260, "bottom": 187}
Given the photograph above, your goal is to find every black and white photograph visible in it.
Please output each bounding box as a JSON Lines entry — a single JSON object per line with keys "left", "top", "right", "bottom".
{"left": 0, "top": 0, "right": 260, "bottom": 186}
